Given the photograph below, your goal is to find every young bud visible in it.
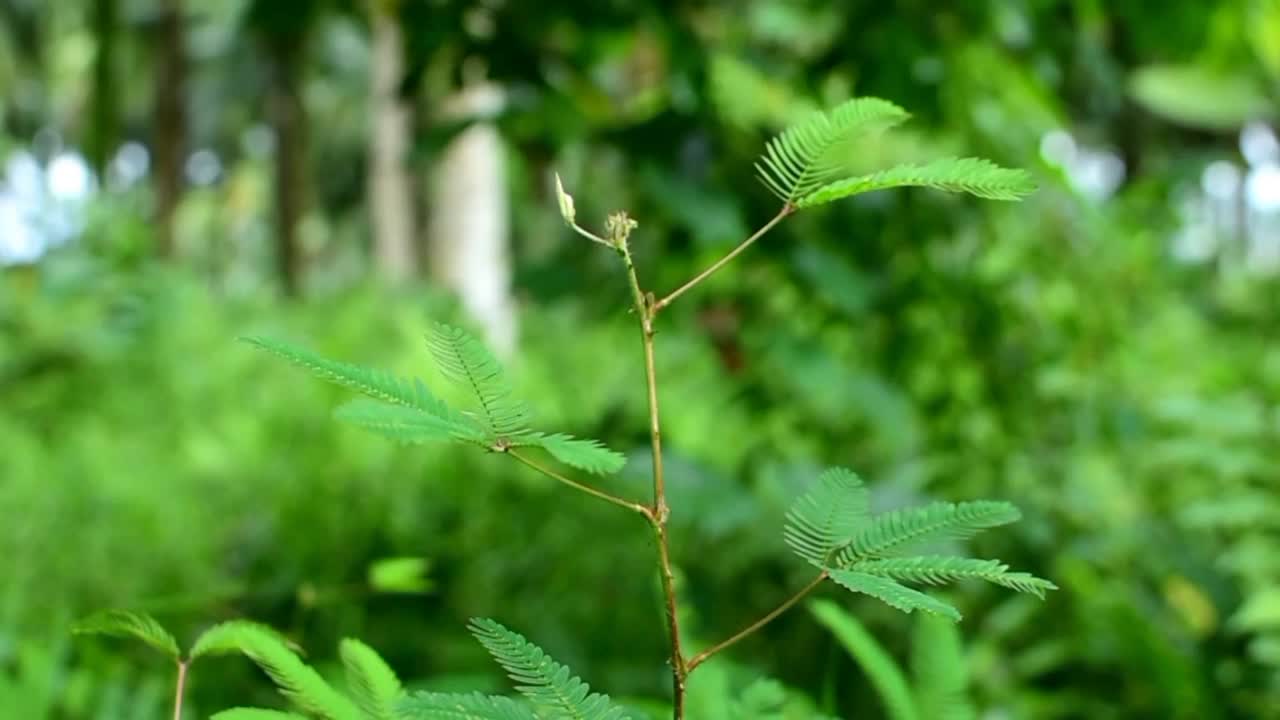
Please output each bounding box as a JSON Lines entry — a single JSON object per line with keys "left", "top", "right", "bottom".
{"left": 554, "top": 173, "right": 576, "bottom": 226}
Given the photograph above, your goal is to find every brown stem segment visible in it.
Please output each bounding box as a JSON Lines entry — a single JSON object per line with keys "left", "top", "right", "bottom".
{"left": 652, "top": 205, "right": 794, "bottom": 313}
{"left": 507, "top": 449, "right": 651, "bottom": 518}
{"left": 620, "top": 242, "right": 687, "bottom": 718}
{"left": 173, "top": 660, "right": 189, "bottom": 720}
{"left": 686, "top": 571, "right": 828, "bottom": 673}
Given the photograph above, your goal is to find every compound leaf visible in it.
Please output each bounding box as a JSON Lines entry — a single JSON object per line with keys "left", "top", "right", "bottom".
{"left": 73, "top": 610, "right": 180, "bottom": 659}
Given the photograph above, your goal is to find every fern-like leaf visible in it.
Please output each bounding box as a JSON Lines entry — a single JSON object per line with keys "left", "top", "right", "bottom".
{"left": 212, "top": 710, "right": 309, "bottom": 720}
{"left": 210, "top": 623, "right": 361, "bottom": 720}
{"left": 341, "top": 638, "right": 402, "bottom": 720}
{"left": 190, "top": 620, "right": 302, "bottom": 660}
{"left": 398, "top": 692, "right": 539, "bottom": 720}
{"left": 784, "top": 467, "right": 870, "bottom": 568}
{"left": 333, "top": 399, "right": 487, "bottom": 446}
{"left": 509, "top": 433, "right": 627, "bottom": 476}
{"left": 852, "top": 556, "right": 1057, "bottom": 598}
{"left": 833, "top": 501, "right": 1021, "bottom": 566}
{"left": 757, "top": 98, "right": 911, "bottom": 203}
{"left": 797, "top": 157, "right": 1036, "bottom": 207}
{"left": 243, "top": 337, "right": 465, "bottom": 425}
{"left": 468, "top": 618, "right": 629, "bottom": 720}
{"left": 426, "top": 324, "right": 531, "bottom": 437}
{"left": 72, "top": 610, "right": 180, "bottom": 659}
{"left": 828, "top": 569, "right": 962, "bottom": 621}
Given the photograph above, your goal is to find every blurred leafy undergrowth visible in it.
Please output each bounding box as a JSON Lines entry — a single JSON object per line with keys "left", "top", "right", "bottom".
{"left": 3, "top": 196, "right": 1279, "bottom": 717}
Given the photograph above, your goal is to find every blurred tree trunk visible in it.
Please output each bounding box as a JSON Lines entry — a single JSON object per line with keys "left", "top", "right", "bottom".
{"left": 250, "top": 0, "right": 316, "bottom": 296}
{"left": 268, "top": 47, "right": 306, "bottom": 296}
{"left": 427, "top": 83, "right": 516, "bottom": 353}
{"left": 88, "top": 0, "right": 119, "bottom": 178}
{"left": 152, "top": 0, "right": 187, "bottom": 258}
{"left": 368, "top": 0, "right": 417, "bottom": 283}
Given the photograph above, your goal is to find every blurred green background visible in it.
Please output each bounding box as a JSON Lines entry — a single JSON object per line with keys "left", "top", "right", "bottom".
{"left": 2, "top": 0, "right": 1279, "bottom": 717}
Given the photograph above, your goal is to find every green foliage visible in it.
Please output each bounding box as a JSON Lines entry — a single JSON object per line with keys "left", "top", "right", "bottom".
{"left": 213, "top": 623, "right": 363, "bottom": 720}
{"left": 809, "top": 600, "right": 917, "bottom": 720}
{"left": 424, "top": 323, "right": 531, "bottom": 438}
{"left": 366, "top": 557, "right": 434, "bottom": 595}
{"left": 837, "top": 501, "right": 1022, "bottom": 563}
{"left": 467, "top": 618, "right": 629, "bottom": 720}
{"left": 190, "top": 620, "right": 302, "bottom": 661}
{"left": 213, "top": 710, "right": 309, "bottom": 720}
{"left": 340, "top": 639, "right": 402, "bottom": 720}
{"left": 21, "top": 2, "right": 1280, "bottom": 713}
{"left": 506, "top": 433, "right": 627, "bottom": 476}
{"left": 785, "top": 469, "right": 1053, "bottom": 619}
{"left": 852, "top": 557, "right": 1054, "bottom": 598}
{"left": 247, "top": 325, "right": 625, "bottom": 475}
{"left": 794, "top": 157, "right": 1036, "bottom": 206}
{"left": 811, "top": 601, "right": 976, "bottom": 720}
{"left": 241, "top": 336, "right": 464, "bottom": 424}
{"left": 399, "top": 693, "right": 538, "bottom": 720}
{"left": 827, "top": 570, "right": 963, "bottom": 621}
{"left": 910, "top": 616, "right": 974, "bottom": 720}
{"left": 756, "top": 98, "right": 911, "bottom": 203}
{"left": 756, "top": 98, "right": 1033, "bottom": 209}
{"left": 1129, "top": 64, "right": 1273, "bottom": 130}
{"left": 782, "top": 467, "right": 869, "bottom": 568}
{"left": 331, "top": 399, "right": 487, "bottom": 446}
{"left": 72, "top": 610, "right": 180, "bottom": 659}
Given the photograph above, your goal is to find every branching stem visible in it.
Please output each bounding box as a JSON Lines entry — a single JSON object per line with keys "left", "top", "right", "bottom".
{"left": 686, "top": 571, "right": 828, "bottom": 673}
{"left": 616, "top": 235, "right": 689, "bottom": 717}
{"left": 592, "top": 203, "right": 813, "bottom": 718}
{"left": 507, "top": 449, "right": 651, "bottom": 518}
{"left": 652, "top": 205, "right": 794, "bottom": 313}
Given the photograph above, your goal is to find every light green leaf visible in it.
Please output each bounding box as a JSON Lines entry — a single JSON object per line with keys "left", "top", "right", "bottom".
{"left": 200, "top": 623, "right": 360, "bottom": 720}
{"left": 784, "top": 467, "right": 870, "bottom": 568}
{"left": 368, "top": 557, "right": 434, "bottom": 594}
{"left": 72, "top": 610, "right": 180, "bottom": 659}
{"left": 834, "top": 501, "right": 1022, "bottom": 566}
{"left": 810, "top": 599, "right": 919, "bottom": 720}
{"left": 398, "top": 692, "right": 538, "bottom": 720}
{"left": 469, "top": 618, "right": 629, "bottom": 720}
{"left": 242, "top": 337, "right": 458, "bottom": 421}
{"left": 853, "top": 556, "right": 1056, "bottom": 598}
{"left": 1130, "top": 64, "right": 1273, "bottom": 131}
{"left": 912, "top": 614, "right": 975, "bottom": 720}
{"left": 1231, "top": 588, "right": 1280, "bottom": 632}
{"left": 510, "top": 433, "right": 627, "bottom": 476}
{"left": 426, "top": 324, "right": 531, "bottom": 437}
{"left": 333, "top": 399, "right": 487, "bottom": 446}
{"left": 340, "top": 638, "right": 402, "bottom": 720}
{"left": 190, "top": 620, "right": 301, "bottom": 661}
{"left": 757, "top": 97, "right": 911, "bottom": 203}
{"left": 798, "top": 157, "right": 1036, "bottom": 207}
{"left": 212, "top": 710, "right": 309, "bottom": 720}
{"left": 828, "top": 569, "right": 962, "bottom": 621}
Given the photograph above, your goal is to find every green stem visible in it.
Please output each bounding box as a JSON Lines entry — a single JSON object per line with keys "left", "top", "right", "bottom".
{"left": 652, "top": 205, "right": 793, "bottom": 313}
{"left": 686, "top": 571, "right": 828, "bottom": 673}
{"left": 507, "top": 449, "right": 651, "bottom": 517}
{"left": 620, "top": 241, "right": 688, "bottom": 719}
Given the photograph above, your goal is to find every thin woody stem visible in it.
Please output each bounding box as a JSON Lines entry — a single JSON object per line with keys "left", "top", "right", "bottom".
{"left": 652, "top": 204, "right": 794, "bottom": 313}
{"left": 172, "top": 660, "right": 189, "bottom": 720}
{"left": 620, "top": 239, "right": 688, "bottom": 719}
{"left": 686, "top": 571, "right": 828, "bottom": 673}
{"left": 507, "top": 449, "right": 652, "bottom": 518}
